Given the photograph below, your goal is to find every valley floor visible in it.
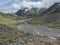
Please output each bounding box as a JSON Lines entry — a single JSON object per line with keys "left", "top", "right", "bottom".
{"left": 0, "top": 18, "right": 60, "bottom": 45}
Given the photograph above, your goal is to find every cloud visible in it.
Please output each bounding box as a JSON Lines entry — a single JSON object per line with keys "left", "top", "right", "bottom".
{"left": 0, "top": 0, "right": 44, "bottom": 13}
{"left": 21, "top": 1, "right": 45, "bottom": 8}
{"left": 11, "top": 3, "right": 20, "bottom": 9}
{"left": 0, "top": 0, "right": 60, "bottom": 13}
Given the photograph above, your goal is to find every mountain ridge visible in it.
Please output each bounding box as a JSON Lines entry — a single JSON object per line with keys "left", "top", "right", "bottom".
{"left": 15, "top": 7, "right": 47, "bottom": 17}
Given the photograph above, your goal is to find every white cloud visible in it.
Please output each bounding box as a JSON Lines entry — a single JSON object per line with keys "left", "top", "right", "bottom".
{"left": 0, "top": 0, "right": 60, "bottom": 13}
{"left": 11, "top": 3, "right": 20, "bottom": 9}
{"left": 21, "top": 1, "right": 45, "bottom": 8}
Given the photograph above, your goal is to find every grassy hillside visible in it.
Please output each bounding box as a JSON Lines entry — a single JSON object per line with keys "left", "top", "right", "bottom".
{"left": 0, "top": 12, "right": 25, "bottom": 28}
{"left": 0, "top": 12, "right": 25, "bottom": 43}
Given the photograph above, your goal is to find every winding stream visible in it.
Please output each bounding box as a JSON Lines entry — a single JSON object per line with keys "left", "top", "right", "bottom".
{"left": 17, "top": 19, "right": 60, "bottom": 38}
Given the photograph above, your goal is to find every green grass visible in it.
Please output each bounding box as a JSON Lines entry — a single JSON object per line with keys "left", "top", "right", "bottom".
{"left": 45, "top": 23, "right": 60, "bottom": 29}
{"left": 28, "top": 18, "right": 44, "bottom": 25}
{"left": 28, "top": 18, "right": 60, "bottom": 29}
{"left": 0, "top": 30, "right": 19, "bottom": 43}
{"left": 0, "top": 13, "right": 25, "bottom": 28}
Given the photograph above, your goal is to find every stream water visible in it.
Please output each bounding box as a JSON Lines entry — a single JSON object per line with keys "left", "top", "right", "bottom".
{"left": 17, "top": 21, "right": 60, "bottom": 38}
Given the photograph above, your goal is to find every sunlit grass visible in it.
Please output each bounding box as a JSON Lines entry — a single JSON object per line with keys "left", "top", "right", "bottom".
{"left": 0, "top": 14, "right": 24, "bottom": 28}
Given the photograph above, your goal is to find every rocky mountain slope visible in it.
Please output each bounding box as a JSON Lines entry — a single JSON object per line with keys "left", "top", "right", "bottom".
{"left": 39, "top": 2, "right": 60, "bottom": 16}
{"left": 40, "top": 2, "right": 60, "bottom": 23}
{"left": 16, "top": 7, "right": 47, "bottom": 17}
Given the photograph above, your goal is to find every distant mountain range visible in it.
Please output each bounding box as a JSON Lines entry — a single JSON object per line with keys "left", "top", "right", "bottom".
{"left": 16, "top": 2, "right": 60, "bottom": 23}
{"left": 15, "top": 7, "right": 47, "bottom": 17}
{"left": 39, "top": 2, "right": 60, "bottom": 15}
